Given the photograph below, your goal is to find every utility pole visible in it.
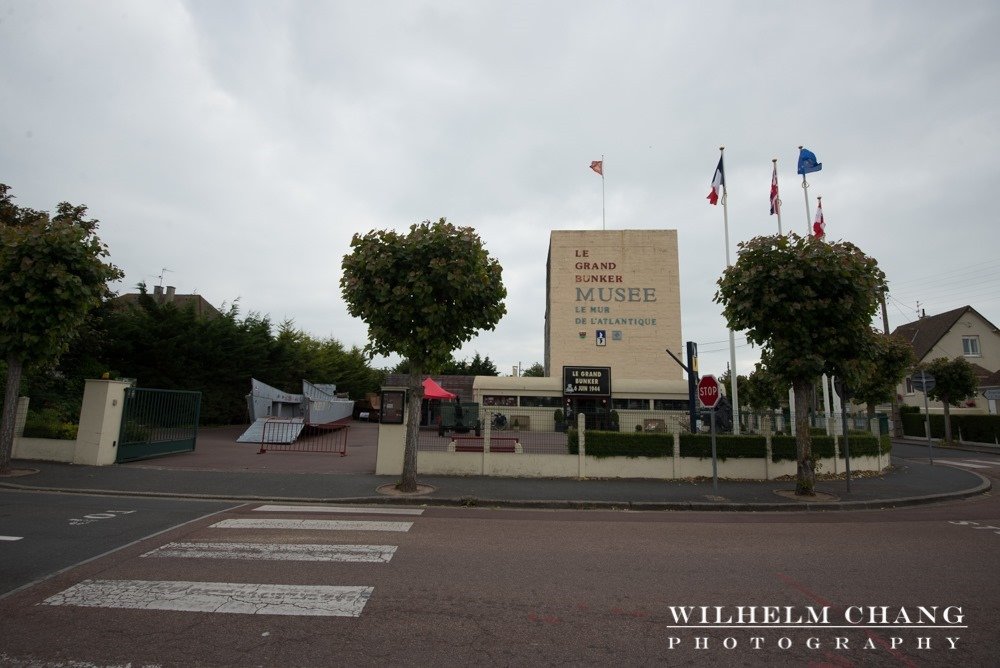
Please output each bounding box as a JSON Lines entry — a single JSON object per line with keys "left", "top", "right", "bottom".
{"left": 881, "top": 289, "right": 902, "bottom": 437}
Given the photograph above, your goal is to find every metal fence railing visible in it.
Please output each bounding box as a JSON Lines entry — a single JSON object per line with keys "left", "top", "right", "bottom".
{"left": 415, "top": 406, "right": 888, "bottom": 458}
{"left": 258, "top": 418, "right": 349, "bottom": 455}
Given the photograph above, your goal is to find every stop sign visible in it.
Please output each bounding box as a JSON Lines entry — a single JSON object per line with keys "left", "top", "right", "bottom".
{"left": 698, "top": 375, "right": 721, "bottom": 409}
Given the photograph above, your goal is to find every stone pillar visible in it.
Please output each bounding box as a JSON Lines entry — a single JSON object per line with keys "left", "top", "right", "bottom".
{"left": 374, "top": 387, "right": 408, "bottom": 476}
{"left": 74, "top": 380, "right": 130, "bottom": 466}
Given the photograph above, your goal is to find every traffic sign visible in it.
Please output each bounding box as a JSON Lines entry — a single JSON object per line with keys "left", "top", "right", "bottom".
{"left": 911, "top": 370, "right": 935, "bottom": 393}
{"left": 698, "top": 374, "right": 721, "bottom": 409}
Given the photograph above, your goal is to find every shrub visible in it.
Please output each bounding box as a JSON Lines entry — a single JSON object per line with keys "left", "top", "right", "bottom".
{"left": 679, "top": 434, "right": 766, "bottom": 460}
{"left": 567, "top": 430, "right": 672, "bottom": 458}
{"left": 23, "top": 408, "right": 78, "bottom": 440}
{"left": 771, "top": 434, "right": 885, "bottom": 461}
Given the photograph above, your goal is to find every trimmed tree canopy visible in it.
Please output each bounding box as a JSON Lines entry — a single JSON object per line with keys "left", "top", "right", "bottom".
{"left": 340, "top": 219, "right": 506, "bottom": 368}
{"left": 715, "top": 233, "right": 886, "bottom": 494}
{"left": 715, "top": 233, "right": 886, "bottom": 382}
{"left": 340, "top": 218, "right": 506, "bottom": 492}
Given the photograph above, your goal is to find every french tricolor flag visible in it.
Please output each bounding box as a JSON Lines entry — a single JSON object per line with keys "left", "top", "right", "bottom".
{"left": 813, "top": 199, "right": 825, "bottom": 238}
{"left": 707, "top": 156, "right": 724, "bottom": 205}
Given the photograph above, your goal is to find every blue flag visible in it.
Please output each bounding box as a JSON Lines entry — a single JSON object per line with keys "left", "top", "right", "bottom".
{"left": 798, "top": 148, "right": 822, "bottom": 175}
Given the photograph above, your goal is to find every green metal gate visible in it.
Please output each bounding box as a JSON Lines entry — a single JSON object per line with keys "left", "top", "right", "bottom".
{"left": 116, "top": 387, "right": 201, "bottom": 463}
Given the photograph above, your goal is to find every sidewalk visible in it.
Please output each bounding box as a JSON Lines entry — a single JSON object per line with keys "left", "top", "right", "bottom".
{"left": 2, "top": 424, "right": 991, "bottom": 511}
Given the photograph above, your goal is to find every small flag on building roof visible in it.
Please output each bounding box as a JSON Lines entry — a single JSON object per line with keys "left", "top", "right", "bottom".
{"left": 798, "top": 147, "right": 822, "bottom": 175}
{"left": 813, "top": 198, "right": 825, "bottom": 238}
{"left": 590, "top": 160, "right": 603, "bottom": 176}
{"left": 707, "top": 155, "right": 725, "bottom": 205}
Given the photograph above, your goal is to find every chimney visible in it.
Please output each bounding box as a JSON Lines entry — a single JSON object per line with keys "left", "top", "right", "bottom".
{"left": 166, "top": 286, "right": 176, "bottom": 303}
{"left": 153, "top": 285, "right": 164, "bottom": 302}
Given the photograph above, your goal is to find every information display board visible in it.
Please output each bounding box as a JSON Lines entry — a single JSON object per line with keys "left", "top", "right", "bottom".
{"left": 562, "top": 366, "right": 612, "bottom": 397}
{"left": 380, "top": 390, "right": 406, "bottom": 424}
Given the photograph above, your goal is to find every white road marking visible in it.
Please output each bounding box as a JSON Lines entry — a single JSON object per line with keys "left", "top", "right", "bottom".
{"left": 254, "top": 504, "right": 423, "bottom": 515}
{"left": 0, "top": 536, "right": 24, "bottom": 541}
{"left": 944, "top": 461, "right": 991, "bottom": 469}
{"left": 962, "top": 459, "right": 1000, "bottom": 466}
{"left": 41, "top": 579, "right": 373, "bottom": 617}
{"left": 141, "top": 542, "right": 397, "bottom": 562}
{"left": 211, "top": 518, "right": 412, "bottom": 532}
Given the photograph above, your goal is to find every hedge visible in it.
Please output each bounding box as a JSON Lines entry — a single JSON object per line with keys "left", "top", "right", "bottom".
{"left": 566, "top": 429, "right": 890, "bottom": 461}
{"left": 901, "top": 413, "right": 1000, "bottom": 443}
{"left": 679, "top": 434, "right": 766, "bottom": 460}
{"left": 567, "top": 429, "right": 672, "bottom": 459}
{"left": 22, "top": 408, "right": 78, "bottom": 440}
{"left": 771, "top": 433, "right": 889, "bottom": 462}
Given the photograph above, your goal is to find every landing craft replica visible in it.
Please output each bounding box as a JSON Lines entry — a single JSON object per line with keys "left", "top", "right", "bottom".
{"left": 236, "top": 379, "right": 354, "bottom": 443}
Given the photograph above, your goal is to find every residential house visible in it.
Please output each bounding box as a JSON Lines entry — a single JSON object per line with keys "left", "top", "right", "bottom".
{"left": 892, "top": 305, "right": 1000, "bottom": 414}
{"left": 116, "top": 285, "right": 222, "bottom": 319}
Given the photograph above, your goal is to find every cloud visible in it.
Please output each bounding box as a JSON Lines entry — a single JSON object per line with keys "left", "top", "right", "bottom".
{"left": 2, "top": 0, "right": 999, "bottom": 381}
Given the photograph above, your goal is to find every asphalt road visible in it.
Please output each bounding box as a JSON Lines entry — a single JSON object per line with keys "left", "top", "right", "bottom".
{"left": 1, "top": 478, "right": 999, "bottom": 667}
{"left": 0, "top": 489, "right": 237, "bottom": 597}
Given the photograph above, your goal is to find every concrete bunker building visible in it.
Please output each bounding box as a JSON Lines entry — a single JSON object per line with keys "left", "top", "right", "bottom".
{"left": 466, "top": 229, "right": 690, "bottom": 429}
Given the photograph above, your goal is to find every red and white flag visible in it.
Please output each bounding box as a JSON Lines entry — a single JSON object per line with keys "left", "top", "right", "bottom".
{"left": 590, "top": 160, "right": 603, "bottom": 176}
{"left": 769, "top": 163, "right": 780, "bottom": 216}
{"left": 707, "top": 156, "right": 724, "bottom": 205}
{"left": 812, "top": 199, "right": 825, "bottom": 238}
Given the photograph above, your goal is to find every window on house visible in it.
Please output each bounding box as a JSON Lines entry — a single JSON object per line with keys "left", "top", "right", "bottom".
{"left": 962, "top": 336, "right": 981, "bottom": 357}
{"left": 904, "top": 377, "right": 914, "bottom": 395}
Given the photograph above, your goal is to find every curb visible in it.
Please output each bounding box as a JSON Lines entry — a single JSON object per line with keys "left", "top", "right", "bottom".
{"left": 1, "top": 472, "right": 990, "bottom": 512}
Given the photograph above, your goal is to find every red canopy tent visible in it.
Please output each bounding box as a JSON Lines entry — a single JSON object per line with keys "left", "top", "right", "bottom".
{"left": 422, "top": 377, "right": 457, "bottom": 400}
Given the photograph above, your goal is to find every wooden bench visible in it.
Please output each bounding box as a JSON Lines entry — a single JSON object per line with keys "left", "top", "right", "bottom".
{"left": 449, "top": 436, "right": 522, "bottom": 453}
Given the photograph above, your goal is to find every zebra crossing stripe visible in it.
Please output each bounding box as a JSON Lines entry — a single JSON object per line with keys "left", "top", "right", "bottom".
{"left": 211, "top": 519, "right": 412, "bottom": 532}
{"left": 254, "top": 504, "right": 424, "bottom": 515}
{"left": 141, "top": 542, "right": 397, "bottom": 562}
{"left": 945, "top": 461, "right": 991, "bottom": 469}
{"left": 41, "top": 579, "right": 373, "bottom": 617}
{"left": 0, "top": 536, "right": 23, "bottom": 541}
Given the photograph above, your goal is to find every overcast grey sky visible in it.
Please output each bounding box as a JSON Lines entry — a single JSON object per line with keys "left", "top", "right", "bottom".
{"left": 3, "top": 1, "right": 998, "bottom": 379}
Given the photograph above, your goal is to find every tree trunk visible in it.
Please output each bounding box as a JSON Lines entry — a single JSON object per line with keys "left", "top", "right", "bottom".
{"left": 0, "top": 355, "right": 25, "bottom": 474}
{"left": 942, "top": 396, "right": 953, "bottom": 444}
{"left": 398, "top": 364, "right": 424, "bottom": 493}
{"left": 793, "top": 377, "right": 815, "bottom": 496}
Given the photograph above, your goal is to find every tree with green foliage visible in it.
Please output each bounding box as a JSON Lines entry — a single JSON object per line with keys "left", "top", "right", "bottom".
{"left": 742, "top": 351, "right": 786, "bottom": 412}
{"left": 97, "top": 294, "right": 383, "bottom": 425}
{"left": 0, "top": 185, "right": 123, "bottom": 472}
{"left": 839, "top": 330, "right": 914, "bottom": 421}
{"left": 718, "top": 369, "right": 747, "bottom": 407}
{"left": 715, "top": 233, "right": 885, "bottom": 495}
{"left": 521, "top": 362, "right": 546, "bottom": 377}
{"left": 924, "top": 356, "right": 978, "bottom": 444}
{"left": 341, "top": 218, "right": 506, "bottom": 491}
{"left": 439, "top": 351, "right": 499, "bottom": 376}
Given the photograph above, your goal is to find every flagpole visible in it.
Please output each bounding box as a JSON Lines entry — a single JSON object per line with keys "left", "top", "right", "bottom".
{"left": 601, "top": 154, "right": 606, "bottom": 230}
{"left": 719, "top": 146, "right": 741, "bottom": 436}
{"left": 772, "top": 158, "right": 783, "bottom": 235}
{"left": 799, "top": 145, "right": 812, "bottom": 234}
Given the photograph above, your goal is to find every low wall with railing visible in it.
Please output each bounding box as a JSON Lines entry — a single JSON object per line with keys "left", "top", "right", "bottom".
{"left": 373, "top": 404, "right": 891, "bottom": 480}
{"left": 410, "top": 448, "right": 886, "bottom": 481}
